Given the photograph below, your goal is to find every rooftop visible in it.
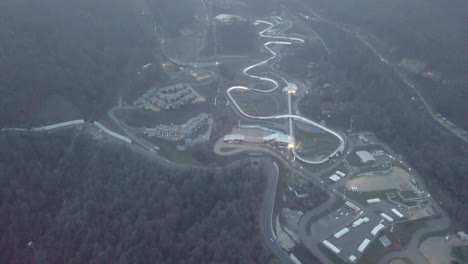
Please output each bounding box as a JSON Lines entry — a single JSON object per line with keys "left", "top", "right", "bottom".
{"left": 224, "top": 134, "right": 245, "bottom": 141}
{"left": 356, "top": 150, "right": 376, "bottom": 163}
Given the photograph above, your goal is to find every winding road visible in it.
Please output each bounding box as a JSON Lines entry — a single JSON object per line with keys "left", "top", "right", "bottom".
{"left": 261, "top": 161, "right": 298, "bottom": 264}
{"left": 226, "top": 20, "right": 346, "bottom": 165}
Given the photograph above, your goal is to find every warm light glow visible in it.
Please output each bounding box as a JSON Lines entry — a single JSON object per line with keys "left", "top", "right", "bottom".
{"left": 287, "top": 143, "right": 295, "bottom": 149}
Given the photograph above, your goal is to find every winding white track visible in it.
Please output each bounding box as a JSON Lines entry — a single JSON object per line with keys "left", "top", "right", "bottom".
{"left": 227, "top": 19, "right": 345, "bottom": 164}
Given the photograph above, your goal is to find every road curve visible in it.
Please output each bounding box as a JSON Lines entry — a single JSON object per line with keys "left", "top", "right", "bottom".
{"left": 261, "top": 160, "right": 297, "bottom": 264}
{"left": 226, "top": 19, "right": 345, "bottom": 164}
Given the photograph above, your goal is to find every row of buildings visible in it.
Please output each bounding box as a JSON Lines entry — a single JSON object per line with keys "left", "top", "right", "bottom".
{"left": 144, "top": 113, "right": 209, "bottom": 140}
{"left": 322, "top": 207, "right": 405, "bottom": 263}
{"left": 224, "top": 132, "right": 293, "bottom": 148}
{"left": 134, "top": 84, "right": 197, "bottom": 111}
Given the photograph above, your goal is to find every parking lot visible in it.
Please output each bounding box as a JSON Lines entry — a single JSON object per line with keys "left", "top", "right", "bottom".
{"left": 308, "top": 205, "right": 361, "bottom": 242}
{"left": 307, "top": 199, "right": 408, "bottom": 263}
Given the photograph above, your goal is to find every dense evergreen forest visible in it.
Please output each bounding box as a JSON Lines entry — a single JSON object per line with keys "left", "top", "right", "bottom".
{"left": 148, "top": 0, "right": 197, "bottom": 37}
{"left": 305, "top": 0, "right": 468, "bottom": 79}
{"left": 300, "top": 0, "right": 468, "bottom": 129}
{"left": 0, "top": 132, "right": 272, "bottom": 264}
{"left": 299, "top": 26, "right": 468, "bottom": 227}
{"left": 0, "top": 0, "right": 157, "bottom": 127}
{"left": 217, "top": 21, "right": 256, "bottom": 55}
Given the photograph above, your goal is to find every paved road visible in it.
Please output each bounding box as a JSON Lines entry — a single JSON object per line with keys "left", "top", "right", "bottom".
{"left": 261, "top": 160, "right": 297, "bottom": 264}
{"left": 107, "top": 106, "right": 155, "bottom": 151}
{"left": 298, "top": 194, "right": 337, "bottom": 264}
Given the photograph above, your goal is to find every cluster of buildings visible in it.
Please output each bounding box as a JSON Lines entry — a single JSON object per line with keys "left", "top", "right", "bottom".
{"left": 329, "top": 170, "right": 347, "bottom": 182}
{"left": 213, "top": 14, "right": 246, "bottom": 24}
{"left": 356, "top": 150, "right": 376, "bottom": 164}
{"left": 358, "top": 134, "right": 369, "bottom": 143}
{"left": 134, "top": 83, "right": 197, "bottom": 111}
{"left": 321, "top": 206, "right": 406, "bottom": 263}
{"left": 144, "top": 113, "right": 209, "bottom": 140}
{"left": 184, "top": 135, "right": 208, "bottom": 149}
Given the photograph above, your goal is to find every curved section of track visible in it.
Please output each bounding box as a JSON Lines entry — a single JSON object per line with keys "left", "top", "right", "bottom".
{"left": 227, "top": 20, "right": 345, "bottom": 164}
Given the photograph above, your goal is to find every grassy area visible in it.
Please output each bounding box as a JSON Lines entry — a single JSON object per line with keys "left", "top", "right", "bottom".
{"left": 193, "top": 78, "right": 218, "bottom": 99}
{"left": 391, "top": 195, "right": 418, "bottom": 207}
{"left": 165, "top": 35, "right": 198, "bottom": 61}
{"left": 230, "top": 90, "right": 287, "bottom": 116}
{"left": 339, "top": 187, "right": 395, "bottom": 206}
{"left": 290, "top": 244, "right": 323, "bottom": 264}
{"left": 96, "top": 118, "right": 127, "bottom": 136}
{"left": 305, "top": 197, "right": 344, "bottom": 235}
{"left": 356, "top": 163, "right": 392, "bottom": 176}
{"left": 359, "top": 241, "right": 413, "bottom": 264}
{"left": 340, "top": 187, "right": 418, "bottom": 207}
{"left": 294, "top": 122, "right": 340, "bottom": 152}
{"left": 418, "top": 223, "right": 460, "bottom": 246}
{"left": 452, "top": 245, "right": 468, "bottom": 262}
{"left": 140, "top": 135, "right": 200, "bottom": 166}
{"left": 399, "top": 190, "right": 419, "bottom": 199}
{"left": 219, "top": 147, "right": 237, "bottom": 152}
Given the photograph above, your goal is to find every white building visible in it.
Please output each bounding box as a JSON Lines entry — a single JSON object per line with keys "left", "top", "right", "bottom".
{"left": 224, "top": 134, "right": 245, "bottom": 143}
{"left": 371, "top": 224, "right": 385, "bottom": 236}
{"left": 356, "top": 150, "right": 376, "bottom": 163}
{"left": 367, "top": 198, "right": 381, "bottom": 204}
{"left": 322, "top": 240, "right": 340, "bottom": 255}
{"left": 357, "top": 238, "right": 371, "bottom": 253}
{"left": 380, "top": 213, "right": 394, "bottom": 223}
{"left": 391, "top": 208, "right": 404, "bottom": 219}
{"left": 352, "top": 217, "right": 369, "bottom": 228}
{"left": 345, "top": 201, "right": 361, "bottom": 212}
{"left": 336, "top": 171, "right": 346, "bottom": 177}
{"left": 329, "top": 174, "right": 341, "bottom": 182}
{"left": 334, "top": 227, "right": 350, "bottom": 239}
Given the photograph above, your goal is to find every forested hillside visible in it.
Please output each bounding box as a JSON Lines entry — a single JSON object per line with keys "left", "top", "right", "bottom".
{"left": 0, "top": 132, "right": 272, "bottom": 264}
{"left": 0, "top": 0, "right": 157, "bottom": 127}
{"left": 300, "top": 0, "right": 468, "bottom": 129}
{"left": 304, "top": 0, "right": 468, "bottom": 79}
